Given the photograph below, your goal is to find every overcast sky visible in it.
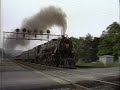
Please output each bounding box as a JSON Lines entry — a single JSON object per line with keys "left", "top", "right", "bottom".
{"left": 1, "top": 0, "right": 119, "bottom": 36}
{"left": 0, "top": 0, "right": 119, "bottom": 50}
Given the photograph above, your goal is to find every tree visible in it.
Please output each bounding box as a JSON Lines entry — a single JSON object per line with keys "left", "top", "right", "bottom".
{"left": 71, "top": 37, "right": 85, "bottom": 62}
{"left": 91, "top": 37, "right": 100, "bottom": 61}
{"left": 106, "top": 22, "right": 120, "bottom": 34}
{"left": 84, "top": 33, "right": 93, "bottom": 62}
{"left": 71, "top": 33, "right": 100, "bottom": 63}
{"left": 98, "top": 22, "right": 120, "bottom": 60}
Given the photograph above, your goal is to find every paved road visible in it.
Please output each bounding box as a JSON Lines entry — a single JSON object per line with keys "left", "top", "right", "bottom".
{"left": 0, "top": 60, "right": 120, "bottom": 90}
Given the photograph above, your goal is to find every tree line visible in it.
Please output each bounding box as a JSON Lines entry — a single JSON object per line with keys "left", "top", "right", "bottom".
{"left": 71, "top": 22, "right": 120, "bottom": 63}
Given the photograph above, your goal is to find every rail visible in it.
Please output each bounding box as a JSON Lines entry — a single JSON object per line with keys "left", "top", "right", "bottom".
{"left": 14, "top": 60, "right": 120, "bottom": 89}
{"left": 14, "top": 60, "right": 92, "bottom": 90}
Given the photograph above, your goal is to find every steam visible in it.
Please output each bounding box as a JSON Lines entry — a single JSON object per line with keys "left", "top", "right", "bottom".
{"left": 5, "top": 6, "right": 67, "bottom": 49}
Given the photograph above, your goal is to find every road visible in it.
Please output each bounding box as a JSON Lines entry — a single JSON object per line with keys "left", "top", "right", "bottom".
{"left": 0, "top": 60, "right": 120, "bottom": 90}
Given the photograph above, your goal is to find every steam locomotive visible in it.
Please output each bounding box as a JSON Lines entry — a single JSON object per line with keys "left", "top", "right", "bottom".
{"left": 15, "top": 35, "right": 75, "bottom": 68}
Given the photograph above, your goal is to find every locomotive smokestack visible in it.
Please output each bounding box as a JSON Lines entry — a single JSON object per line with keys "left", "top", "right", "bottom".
{"left": 5, "top": 6, "right": 67, "bottom": 49}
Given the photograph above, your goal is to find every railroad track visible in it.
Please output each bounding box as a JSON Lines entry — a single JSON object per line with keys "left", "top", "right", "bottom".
{"left": 14, "top": 60, "right": 91, "bottom": 90}
{"left": 36, "top": 64, "right": 120, "bottom": 88}
{"left": 14, "top": 60, "right": 120, "bottom": 90}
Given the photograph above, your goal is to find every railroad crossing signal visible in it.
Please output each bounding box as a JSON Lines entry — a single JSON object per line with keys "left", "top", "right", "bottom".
{"left": 3, "top": 28, "right": 61, "bottom": 41}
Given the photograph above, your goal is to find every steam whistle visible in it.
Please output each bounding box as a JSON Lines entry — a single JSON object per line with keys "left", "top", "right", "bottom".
{"left": 22, "top": 28, "right": 26, "bottom": 38}
{"left": 46, "top": 30, "right": 50, "bottom": 39}
{"left": 15, "top": 28, "right": 19, "bottom": 39}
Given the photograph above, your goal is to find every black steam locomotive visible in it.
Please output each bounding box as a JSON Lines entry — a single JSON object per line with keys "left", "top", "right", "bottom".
{"left": 15, "top": 35, "right": 75, "bottom": 68}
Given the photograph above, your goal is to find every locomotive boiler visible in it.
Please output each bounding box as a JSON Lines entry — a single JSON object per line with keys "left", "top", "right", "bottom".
{"left": 15, "top": 35, "right": 75, "bottom": 68}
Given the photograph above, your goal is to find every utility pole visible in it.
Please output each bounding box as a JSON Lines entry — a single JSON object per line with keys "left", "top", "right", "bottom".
{"left": 118, "top": 0, "right": 120, "bottom": 24}
{"left": 0, "top": 0, "right": 1, "bottom": 49}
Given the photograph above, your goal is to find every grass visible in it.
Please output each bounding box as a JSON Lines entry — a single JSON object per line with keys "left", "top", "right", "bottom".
{"left": 76, "top": 61, "right": 120, "bottom": 68}
{"left": 104, "top": 62, "right": 120, "bottom": 67}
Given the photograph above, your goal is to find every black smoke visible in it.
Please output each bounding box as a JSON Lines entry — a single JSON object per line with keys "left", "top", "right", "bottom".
{"left": 5, "top": 6, "right": 67, "bottom": 49}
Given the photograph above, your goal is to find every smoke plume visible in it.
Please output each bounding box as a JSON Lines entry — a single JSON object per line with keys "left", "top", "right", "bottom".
{"left": 5, "top": 6, "right": 67, "bottom": 49}
{"left": 22, "top": 6, "right": 67, "bottom": 34}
